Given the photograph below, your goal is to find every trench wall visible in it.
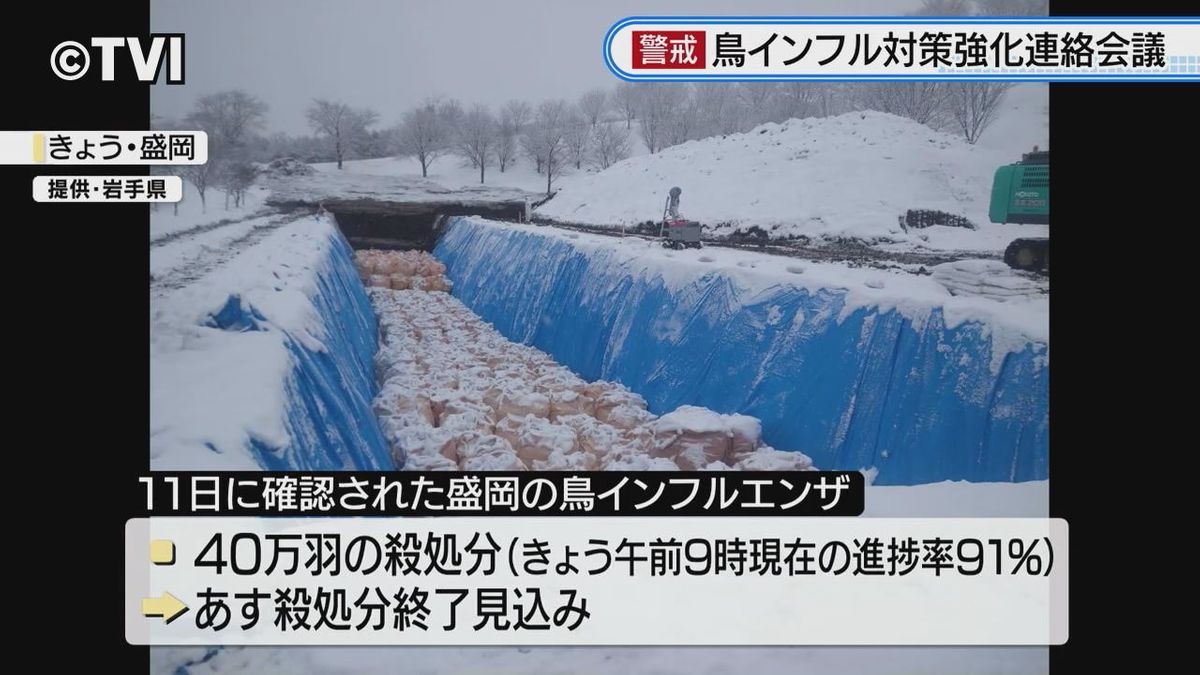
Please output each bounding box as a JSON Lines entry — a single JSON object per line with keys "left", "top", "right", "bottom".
{"left": 433, "top": 217, "right": 1049, "bottom": 485}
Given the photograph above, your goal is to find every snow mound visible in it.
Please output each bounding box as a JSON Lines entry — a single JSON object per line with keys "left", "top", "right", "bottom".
{"left": 259, "top": 156, "right": 315, "bottom": 178}
{"left": 369, "top": 287, "right": 812, "bottom": 471}
{"left": 930, "top": 259, "right": 1047, "bottom": 301}
{"left": 536, "top": 110, "right": 1025, "bottom": 249}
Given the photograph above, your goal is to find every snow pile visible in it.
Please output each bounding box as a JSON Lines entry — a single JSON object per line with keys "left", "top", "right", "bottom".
{"left": 259, "top": 156, "right": 315, "bottom": 178}
{"left": 930, "top": 259, "right": 1047, "bottom": 301}
{"left": 535, "top": 109, "right": 1040, "bottom": 251}
{"left": 370, "top": 288, "right": 812, "bottom": 472}
{"left": 353, "top": 249, "right": 453, "bottom": 292}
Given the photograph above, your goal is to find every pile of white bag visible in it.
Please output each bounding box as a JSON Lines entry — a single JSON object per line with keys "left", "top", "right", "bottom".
{"left": 370, "top": 287, "right": 814, "bottom": 472}
{"left": 354, "top": 249, "right": 452, "bottom": 292}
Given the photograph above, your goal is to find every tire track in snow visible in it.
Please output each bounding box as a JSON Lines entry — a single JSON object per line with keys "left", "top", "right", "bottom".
{"left": 150, "top": 210, "right": 310, "bottom": 295}
{"left": 149, "top": 207, "right": 275, "bottom": 247}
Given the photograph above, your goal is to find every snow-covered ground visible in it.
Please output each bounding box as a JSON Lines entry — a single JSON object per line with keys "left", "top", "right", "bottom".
{"left": 535, "top": 85, "right": 1049, "bottom": 255}
{"left": 310, "top": 155, "right": 550, "bottom": 194}
{"left": 268, "top": 163, "right": 541, "bottom": 207}
{"left": 150, "top": 212, "right": 290, "bottom": 282}
{"left": 150, "top": 212, "right": 349, "bottom": 470}
{"left": 150, "top": 185, "right": 270, "bottom": 243}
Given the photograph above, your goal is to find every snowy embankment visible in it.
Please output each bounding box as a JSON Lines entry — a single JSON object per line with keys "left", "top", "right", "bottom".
{"left": 150, "top": 214, "right": 391, "bottom": 470}
{"left": 535, "top": 109, "right": 1047, "bottom": 253}
{"left": 435, "top": 217, "right": 1049, "bottom": 485}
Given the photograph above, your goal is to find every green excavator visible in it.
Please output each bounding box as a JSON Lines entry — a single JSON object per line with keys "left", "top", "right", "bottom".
{"left": 991, "top": 148, "right": 1049, "bottom": 274}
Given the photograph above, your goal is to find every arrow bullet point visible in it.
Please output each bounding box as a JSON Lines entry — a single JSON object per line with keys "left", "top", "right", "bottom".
{"left": 141, "top": 592, "right": 188, "bottom": 624}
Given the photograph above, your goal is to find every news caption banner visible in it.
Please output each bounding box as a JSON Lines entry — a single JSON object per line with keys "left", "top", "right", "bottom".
{"left": 126, "top": 472, "right": 1068, "bottom": 646}
{"left": 605, "top": 17, "right": 1200, "bottom": 81}
{"left": 0, "top": 130, "right": 206, "bottom": 203}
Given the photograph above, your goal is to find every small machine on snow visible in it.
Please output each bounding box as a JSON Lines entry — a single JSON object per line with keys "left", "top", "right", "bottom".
{"left": 659, "top": 186, "right": 703, "bottom": 249}
{"left": 990, "top": 148, "right": 1049, "bottom": 274}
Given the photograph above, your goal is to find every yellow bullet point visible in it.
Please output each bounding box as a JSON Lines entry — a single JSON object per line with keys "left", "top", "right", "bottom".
{"left": 142, "top": 592, "right": 188, "bottom": 624}
{"left": 32, "top": 133, "right": 44, "bottom": 163}
{"left": 149, "top": 539, "right": 176, "bottom": 565}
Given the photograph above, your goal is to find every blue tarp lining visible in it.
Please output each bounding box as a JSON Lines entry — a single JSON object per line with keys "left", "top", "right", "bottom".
{"left": 434, "top": 218, "right": 1047, "bottom": 485}
{"left": 211, "top": 230, "right": 392, "bottom": 470}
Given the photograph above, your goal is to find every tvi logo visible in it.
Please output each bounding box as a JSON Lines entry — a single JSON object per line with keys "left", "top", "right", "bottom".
{"left": 50, "top": 35, "right": 185, "bottom": 83}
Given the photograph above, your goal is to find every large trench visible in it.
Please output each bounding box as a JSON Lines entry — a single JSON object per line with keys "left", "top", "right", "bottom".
{"left": 248, "top": 208, "right": 1046, "bottom": 484}
{"left": 326, "top": 202, "right": 797, "bottom": 474}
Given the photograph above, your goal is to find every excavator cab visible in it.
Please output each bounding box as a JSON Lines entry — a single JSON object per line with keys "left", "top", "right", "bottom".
{"left": 990, "top": 149, "right": 1049, "bottom": 225}
{"left": 991, "top": 149, "right": 1049, "bottom": 274}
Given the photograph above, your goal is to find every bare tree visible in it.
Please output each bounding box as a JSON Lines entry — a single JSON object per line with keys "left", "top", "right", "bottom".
{"left": 856, "top": 82, "right": 952, "bottom": 127}
{"left": 151, "top": 114, "right": 182, "bottom": 215}
{"left": 395, "top": 98, "right": 458, "bottom": 177}
{"left": 947, "top": 82, "right": 1012, "bottom": 143}
{"left": 663, "top": 89, "right": 700, "bottom": 148}
{"left": 692, "top": 83, "right": 744, "bottom": 136}
{"left": 812, "top": 83, "right": 850, "bottom": 118}
{"left": 522, "top": 99, "right": 570, "bottom": 196}
{"left": 591, "top": 123, "right": 631, "bottom": 170}
{"left": 305, "top": 99, "right": 379, "bottom": 170}
{"left": 637, "top": 83, "right": 686, "bottom": 153}
{"left": 179, "top": 162, "right": 214, "bottom": 213}
{"left": 188, "top": 90, "right": 267, "bottom": 157}
{"left": 735, "top": 83, "right": 777, "bottom": 126}
{"left": 439, "top": 98, "right": 465, "bottom": 137}
{"left": 496, "top": 100, "right": 532, "bottom": 173}
{"left": 612, "top": 82, "right": 641, "bottom": 129}
{"left": 578, "top": 89, "right": 609, "bottom": 127}
{"left": 562, "top": 113, "right": 591, "bottom": 170}
{"left": 182, "top": 92, "right": 266, "bottom": 212}
{"left": 213, "top": 161, "right": 259, "bottom": 208}
{"left": 456, "top": 104, "right": 498, "bottom": 184}
{"left": 769, "top": 83, "right": 821, "bottom": 122}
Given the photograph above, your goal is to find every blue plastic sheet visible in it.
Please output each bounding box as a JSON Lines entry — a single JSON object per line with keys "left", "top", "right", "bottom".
{"left": 210, "top": 231, "right": 393, "bottom": 470}
{"left": 434, "top": 218, "right": 1047, "bottom": 485}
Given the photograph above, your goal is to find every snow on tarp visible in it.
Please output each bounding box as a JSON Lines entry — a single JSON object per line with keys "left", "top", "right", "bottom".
{"left": 150, "top": 215, "right": 392, "bottom": 470}
{"left": 434, "top": 217, "right": 1048, "bottom": 485}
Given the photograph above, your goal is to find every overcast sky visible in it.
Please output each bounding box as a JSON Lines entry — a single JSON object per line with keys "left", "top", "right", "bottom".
{"left": 152, "top": 0, "right": 920, "bottom": 135}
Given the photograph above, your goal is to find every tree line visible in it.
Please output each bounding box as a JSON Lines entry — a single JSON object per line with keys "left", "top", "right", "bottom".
{"left": 157, "top": 0, "right": 1044, "bottom": 209}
